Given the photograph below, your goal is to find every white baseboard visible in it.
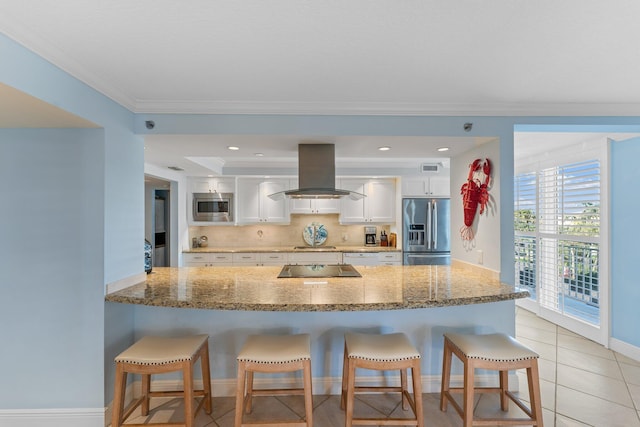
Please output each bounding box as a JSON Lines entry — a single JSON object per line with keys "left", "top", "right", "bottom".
{"left": 610, "top": 337, "right": 640, "bottom": 362}
{"left": 0, "top": 408, "right": 104, "bottom": 427}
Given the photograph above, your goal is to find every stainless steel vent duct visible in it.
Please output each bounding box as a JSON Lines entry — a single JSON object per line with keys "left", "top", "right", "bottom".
{"left": 268, "top": 144, "right": 365, "bottom": 200}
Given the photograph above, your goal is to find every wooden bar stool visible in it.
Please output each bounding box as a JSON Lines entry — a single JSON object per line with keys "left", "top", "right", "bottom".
{"left": 440, "top": 332, "right": 543, "bottom": 427}
{"left": 234, "top": 333, "right": 313, "bottom": 427}
{"left": 111, "top": 334, "right": 212, "bottom": 427}
{"left": 341, "top": 332, "right": 424, "bottom": 427}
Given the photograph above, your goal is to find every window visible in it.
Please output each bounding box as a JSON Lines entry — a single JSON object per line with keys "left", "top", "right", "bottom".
{"left": 515, "top": 160, "right": 601, "bottom": 326}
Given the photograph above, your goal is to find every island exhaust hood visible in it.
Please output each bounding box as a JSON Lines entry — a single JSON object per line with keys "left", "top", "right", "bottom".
{"left": 269, "top": 144, "right": 365, "bottom": 200}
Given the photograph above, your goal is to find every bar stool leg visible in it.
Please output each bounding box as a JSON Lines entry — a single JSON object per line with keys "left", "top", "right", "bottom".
{"left": 245, "top": 371, "right": 255, "bottom": 413}
{"left": 345, "top": 358, "right": 357, "bottom": 427}
{"left": 528, "top": 361, "right": 544, "bottom": 425}
{"left": 499, "top": 369, "right": 509, "bottom": 411}
{"left": 440, "top": 338, "right": 452, "bottom": 412}
{"left": 141, "top": 373, "right": 151, "bottom": 415}
{"left": 400, "top": 369, "right": 409, "bottom": 411}
{"left": 303, "top": 359, "right": 314, "bottom": 427}
{"left": 234, "top": 362, "right": 246, "bottom": 427}
{"left": 111, "top": 364, "right": 127, "bottom": 427}
{"left": 183, "top": 361, "right": 194, "bottom": 427}
{"left": 412, "top": 361, "right": 425, "bottom": 427}
{"left": 340, "top": 341, "right": 349, "bottom": 410}
{"left": 201, "top": 344, "right": 213, "bottom": 414}
{"left": 463, "top": 360, "right": 474, "bottom": 427}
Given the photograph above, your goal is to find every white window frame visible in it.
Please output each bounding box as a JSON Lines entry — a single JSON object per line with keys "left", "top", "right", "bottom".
{"left": 515, "top": 139, "right": 610, "bottom": 346}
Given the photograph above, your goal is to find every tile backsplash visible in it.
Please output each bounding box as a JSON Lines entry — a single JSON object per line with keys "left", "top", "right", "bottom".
{"left": 189, "top": 214, "right": 392, "bottom": 248}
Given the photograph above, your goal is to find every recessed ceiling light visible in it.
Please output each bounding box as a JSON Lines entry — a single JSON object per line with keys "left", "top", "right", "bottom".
{"left": 437, "top": 147, "right": 450, "bottom": 152}
{"left": 207, "top": 175, "right": 213, "bottom": 177}
{"left": 254, "top": 153, "right": 264, "bottom": 157}
{"left": 227, "top": 146, "right": 240, "bottom": 151}
{"left": 378, "top": 146, "right": 391, "bottom": 151}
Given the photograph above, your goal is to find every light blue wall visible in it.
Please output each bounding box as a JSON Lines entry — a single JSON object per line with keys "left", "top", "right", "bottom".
{"left": 610, "top": 137, "right": 640, "bottom": 348}
{"left": 1, "top": 33, "right": 141, "bottom": 410}
{"left": 0, "top": 129, "right": 105, "bottom": 408}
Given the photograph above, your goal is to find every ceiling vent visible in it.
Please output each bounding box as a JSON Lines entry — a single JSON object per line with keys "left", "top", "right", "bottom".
{"left": 420, "top": 163, "right": 440, "bottom": 173}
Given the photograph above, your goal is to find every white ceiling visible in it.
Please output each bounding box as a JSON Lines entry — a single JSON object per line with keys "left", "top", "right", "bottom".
{"left": 4, "top": 1, "right": 640, "bottom": 176}
{"left": 3, "top": 0, "right": 640, "bottom": 116}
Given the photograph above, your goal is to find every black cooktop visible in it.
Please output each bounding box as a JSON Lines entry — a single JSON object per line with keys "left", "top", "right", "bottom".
{"left": 277, "top": 264, "right": 362, "bottom": 278}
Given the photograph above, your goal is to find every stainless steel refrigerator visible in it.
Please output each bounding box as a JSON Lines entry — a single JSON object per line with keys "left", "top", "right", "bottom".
{"left": 402, "top": 198, "right": 451, "bottom": 265}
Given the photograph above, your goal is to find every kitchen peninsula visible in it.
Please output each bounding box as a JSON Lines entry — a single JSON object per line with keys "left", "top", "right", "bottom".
{"left": 106, "top": 263, "right": 527, "bottom": 394}
{"left": 107, "top": 264, "right": 527, "bottom": 311}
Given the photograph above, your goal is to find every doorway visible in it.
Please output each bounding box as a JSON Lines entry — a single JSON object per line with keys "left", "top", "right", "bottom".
{"left": 145, "top": 176, "right": 171, "bottom": 267}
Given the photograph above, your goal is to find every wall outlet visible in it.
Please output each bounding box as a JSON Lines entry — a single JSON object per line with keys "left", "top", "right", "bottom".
{"left": 342, "top": 233, "right": 349, "bottom": 241}
{"left": 477, "top": 249, "right": 483, "bottom": 265}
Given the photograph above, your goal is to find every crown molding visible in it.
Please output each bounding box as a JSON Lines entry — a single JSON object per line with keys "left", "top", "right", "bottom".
{"left": 133, "top": 99, "right": 640, "bottom": 117}
{"left": 1, "top": 25, "right": 137, "bottom": 111}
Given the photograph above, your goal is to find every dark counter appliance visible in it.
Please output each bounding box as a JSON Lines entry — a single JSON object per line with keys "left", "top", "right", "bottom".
{"left": 278, "top": 264, "right": 361, "bottom": 278}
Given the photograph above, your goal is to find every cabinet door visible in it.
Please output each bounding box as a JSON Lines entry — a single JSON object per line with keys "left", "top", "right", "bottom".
{"left": 232, "top": 253, "right": 259, "bottom": 266}
{"left": 260, "top": 252, "right": 287, "bottom": 265}
{"left": 190, "top": 177, "right": 235, "bottom": 193}
{"left": 236, "top": 178, "right": 262, "bottom": 223}
{"left": 402, "top": 176, "right": 450, "bottom": 197}
{"left": 401, "top": 178, "right": 428, "bottom": 196}
{"left": 366, "top": 180, "right": 395, "bottom": 223}
{"left": 339, "top": 179, "right": 367, "bottom": 223}
{"left": 428, "top": 176, "right": 450, "bottom": 197}
{"left": 261, "top": 179, "right": 290, "bottom": 222}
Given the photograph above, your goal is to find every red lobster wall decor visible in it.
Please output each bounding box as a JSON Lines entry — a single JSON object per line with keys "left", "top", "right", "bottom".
{"left": 460, "top": 158, "right": 492, "bottom": 241}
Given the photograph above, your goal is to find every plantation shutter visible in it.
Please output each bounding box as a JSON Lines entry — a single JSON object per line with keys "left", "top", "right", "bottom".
{"left": 537, "top": 160, "right": 601, "bottom": 312}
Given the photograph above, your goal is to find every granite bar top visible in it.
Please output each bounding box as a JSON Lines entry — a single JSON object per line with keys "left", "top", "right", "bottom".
{"left": 106, "top": 265, "right": 528, "bottom": 312}
{"left": 183, "top": 245, "right": 400, "bottom": 253}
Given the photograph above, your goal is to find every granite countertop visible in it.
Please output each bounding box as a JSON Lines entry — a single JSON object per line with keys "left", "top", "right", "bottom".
{"left": 106, "top": 265, "right": 528, "bottom": 312}
{"left": 184, "top": 245, "right": 401, "bottom": 253}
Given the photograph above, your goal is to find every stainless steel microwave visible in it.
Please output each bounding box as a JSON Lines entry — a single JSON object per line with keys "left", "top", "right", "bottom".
{"left": 192, "top": 192, "right": 233, "bottom": 222}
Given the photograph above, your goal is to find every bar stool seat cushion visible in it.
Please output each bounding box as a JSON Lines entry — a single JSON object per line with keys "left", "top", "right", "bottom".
{"left": 444, "top": 332, "right": 538, "bottom": 362}
{"left": 345, "top": 332, "right": 420, "bottom": 361}
{"left": 115, "top": 334, "right": 209, "bottom": 366}
{"left": 237, "top": 334, "right": 311, "bottom": 364}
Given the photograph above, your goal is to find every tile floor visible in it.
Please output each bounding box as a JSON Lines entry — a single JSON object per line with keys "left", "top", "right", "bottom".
{"left": 117, "top": 307, "right": 640, "bottom": 426}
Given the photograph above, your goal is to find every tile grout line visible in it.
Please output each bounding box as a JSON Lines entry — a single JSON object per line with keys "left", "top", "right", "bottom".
{"left": 613, "top": 351, "right": 640, "bottom": 423}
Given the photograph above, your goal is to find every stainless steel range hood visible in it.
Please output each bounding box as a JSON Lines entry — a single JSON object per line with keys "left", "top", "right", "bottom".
{"left": 269, "top": 144, "right": 365, "bottom": 200}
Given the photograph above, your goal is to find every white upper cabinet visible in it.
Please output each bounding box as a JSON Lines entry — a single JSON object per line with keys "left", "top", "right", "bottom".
{"left": 339, "top": 178, "right": 395, "bottom": 223}
{"left": 236, "top": 178, "right": 290, "bottom": 224}
{"left": 190, "top": 177, "right": 235, "bottom": 194}
{"left": 401, "top": 176, "right": 450, "bottom": 197}
{"left": 288, "top": 179, "right": 340, "bottom": 214}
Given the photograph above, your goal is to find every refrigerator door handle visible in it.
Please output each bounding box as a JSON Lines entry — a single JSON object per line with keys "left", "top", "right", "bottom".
{"left": 432, "top": 200, "right": 437, "bottom": 249}
{"left": 426, "top": 201, "right": 432, "bottom": 250}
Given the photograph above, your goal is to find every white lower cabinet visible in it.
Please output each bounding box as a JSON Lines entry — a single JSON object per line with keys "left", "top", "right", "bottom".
{"left": 377, "top": 252, "right": 402, "bottom": 265}
{"left": 184, "top": 251, "right": 400, "bottom": 266}
{"left": 342, "top": 252, "right": 378, "bottom": 266}
{"left": 233, "top": 252, "right": 288, "bottom": 266}
{"left": 287, "top": 252, "right": 342, "bottom": 265}
{"left": 183, "top": 252, "right": 233, "bottom": 266}
{"left": 343, "top": 251, "right": 402, "bottom": 266}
